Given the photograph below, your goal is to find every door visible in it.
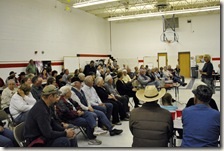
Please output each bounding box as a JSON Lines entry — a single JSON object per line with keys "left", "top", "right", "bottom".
{"left": 158, "top": 53, "right": 168, "bottom": 68}
{"left": 178, "top": 52, "right": 190, "bottom": 78}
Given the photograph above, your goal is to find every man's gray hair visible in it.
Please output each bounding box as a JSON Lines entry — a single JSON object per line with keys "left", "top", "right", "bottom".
{"left": 7, "top": 79, "right": 15, "bottom": 85}
{"left": 84, "top": 76, "right": 93, "bottom": 85}
{"left": 59, "top": 86, "right": 71, "bottom": 96}
{"left": 95, "top": 77, "right": 103, "bottom": 85}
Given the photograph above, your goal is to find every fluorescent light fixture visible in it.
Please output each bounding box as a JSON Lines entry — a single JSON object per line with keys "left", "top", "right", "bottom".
{"left": 108, "top": 6, "right": 220, "bottom": 21}
{"left": 73, "top": 0, "right": 118, "bottom": 8}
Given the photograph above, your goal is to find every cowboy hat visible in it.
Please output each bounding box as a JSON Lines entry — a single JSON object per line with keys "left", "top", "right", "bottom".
{"left": 136, "top": 85, "right": 166, "bottom": 102}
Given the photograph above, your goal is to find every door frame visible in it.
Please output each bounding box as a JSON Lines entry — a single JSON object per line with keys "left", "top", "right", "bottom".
{"left": 158, "top": 53, "right": 168, "bottom": 68}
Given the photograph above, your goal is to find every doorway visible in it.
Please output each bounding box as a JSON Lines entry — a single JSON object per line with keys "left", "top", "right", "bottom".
{"left": 178, "top": 52, "right": 190, "bottom": 78}
{"left": 158, "top": 53, "right": 168, "bottom": 68}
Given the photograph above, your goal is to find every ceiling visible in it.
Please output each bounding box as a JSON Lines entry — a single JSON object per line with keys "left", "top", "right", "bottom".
{"left": 57, "top": 0, "right": 220, "bottom": 21}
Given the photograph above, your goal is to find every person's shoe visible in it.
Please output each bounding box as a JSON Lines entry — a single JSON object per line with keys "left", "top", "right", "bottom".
{"left": 88, "top": 139, "right": 102, "bottom": 145}
{"left": 93, "top": 127, "right": 108, "bottom": 136}
{"left": 182, "top": 83, "right": 187, "bottom": 86}
{"left": 126, "top": 113, "right": 130, "bottom": 118}
{"left": 110, "top": 129, "right": 123, "bottom": 136}
{"left": 113, "top": 122, "right": 122, "bottom": 125}
{"left": 121, "top": 118, "right": 129, "bottom": 121}
{"left": 101, "top": 125, "right": 108, "bottom": 130}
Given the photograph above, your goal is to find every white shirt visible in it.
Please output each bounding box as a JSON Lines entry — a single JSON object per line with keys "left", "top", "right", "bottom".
{"left": 163, "top": 70, "right": 172, "bottom": 79}
{"left": 81, "top": 84, "right": 102, "bottom": 106}
{"left": 65, "top": 98, "right": 76, "bottom": 111}
{"left": 9, "top": 92, "right": 36, "bottom": 119}
{"left": 1, "top": 87, "right": 18, "bottom": 109}
{"left": 122, "top": 74, "right": 131, "bottom": 83}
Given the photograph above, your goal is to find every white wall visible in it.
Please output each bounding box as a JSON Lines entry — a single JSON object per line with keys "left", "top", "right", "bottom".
{"left": 0, "top": 0, "right": 110, "bottom": 80}
{"left": 111, "top": 14, "right": 220, "bottom": 70}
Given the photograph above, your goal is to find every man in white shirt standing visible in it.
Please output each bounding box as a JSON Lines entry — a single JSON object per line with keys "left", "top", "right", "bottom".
{"left": 82, "top": 76, "right": 113, "bottom": 122}
{"left": 9, "top": 84, "right": 36, "bottom": 124}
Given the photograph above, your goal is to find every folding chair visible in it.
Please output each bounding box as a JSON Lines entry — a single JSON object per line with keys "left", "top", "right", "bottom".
{"left": 74, "top": 126, "right": 88, "bottom": 139}
{"left": 3, "top": 107, "right": 17, "bottom": 127}
{"left": 13, "top": 122, "right": 25, "bottom": 147}
{"left": 0, "top": 109, "right": 11, "bottom": 128}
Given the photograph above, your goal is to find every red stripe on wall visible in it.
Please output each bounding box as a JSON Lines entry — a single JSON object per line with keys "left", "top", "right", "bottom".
{"left": 0, "top": 62, "right": 63, "bottom": 68}
{"left": 138, "top": 60, "right": 144, "bottom": 63}
{"left": 77, "top": 54, "right": 111, "bottom": 57}
{"left": 0, "top": 63, "right": 28, "bottom": 68}
{"left": 51, "top": 62, "right": 63, "bottom": 66}
{"left": 212, "top": 57, "right": 220, "bottom": 61}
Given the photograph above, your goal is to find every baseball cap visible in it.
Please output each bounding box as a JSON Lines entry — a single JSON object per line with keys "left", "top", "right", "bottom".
{"left": 42, "top": 85, "right": 61, "bottom": 96}
{"left": 9, "top": 71, "right": 16, "bottom": 75}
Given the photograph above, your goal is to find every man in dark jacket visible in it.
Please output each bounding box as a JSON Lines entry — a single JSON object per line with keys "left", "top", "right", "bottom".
{"left": 24, "top": 85, "right": 77, "bottom": 147}
{"left": 199, "top": 54, "right": 215, "bottom": 93}
{"left": 83, "top": 60, "right": 96, "bottom": 76}
{"left": 30, "top": 76, "right": 43, "bottom": 102}
{"left": 129, "top": 85, "right": 173, "bottom": 147}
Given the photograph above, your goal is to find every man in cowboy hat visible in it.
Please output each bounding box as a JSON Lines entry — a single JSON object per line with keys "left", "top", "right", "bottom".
{"left": 129, "top": 85, "right": 173, "bottom": 147}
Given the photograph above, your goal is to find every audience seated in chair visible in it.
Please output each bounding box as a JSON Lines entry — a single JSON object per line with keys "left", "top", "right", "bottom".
{"left": 82, "top": 76, "right": 113, "bottom": 124}
{"left": 30, "top": 76, "right": 43, "bottom": 102}
{"left": 5, "top": 71, "right": 18, "bottom": 87}
{"left": 167, "top": 65, "right": 187, "bottom": 87}
{"left": 0, "top": 120, "right": 17, "bottom": 147}
{"left": 94, "top": 77, "right": 127, "bottom": 125}
{"left": 129, "top": 85, "right": 173, "bottom": 147}
{"left": 160, "top": 93, "right": 178, "bottom": 111}
{"left": 9, "top": 84, "right": 36, "bottom": 124}
{"left": 181, "top": 85, "right": 220, "bottom": 147}
{"left": 186, "top": 81, "right": 219, "bottom": 111}
{"left": 104, "top": 75, "right": 130, "bottom": 117}
{"left": 1, "top": 79, "right": 18, "bottom": 113}
{"left": 116, "top": 71, "right": 140, "bottom": 108}
{"left": 56, "top": 86, "right": 107, "bottom": 145}
{"left": 137, "top": 68, "right": 159, "bottom": 88}
{"left": 24, "top": 85, "right": 77, "bottom": 147}
{"left": 70, "top": 78, "right": 123, "bottom": 136}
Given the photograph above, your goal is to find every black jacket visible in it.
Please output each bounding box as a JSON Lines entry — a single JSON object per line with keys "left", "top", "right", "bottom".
{"left": 56, "top": 97, "right": 82, "bottom": 123}
{"left": 202, "top": 61, "right": 213, "bottom": 78}
{"left": 24, "top": 100, "right": 66, "bottom": 143}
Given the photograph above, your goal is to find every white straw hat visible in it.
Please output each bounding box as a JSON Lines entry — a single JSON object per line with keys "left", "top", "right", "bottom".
{"left": 136, "top": 85, "right": 166, "bottom": 102}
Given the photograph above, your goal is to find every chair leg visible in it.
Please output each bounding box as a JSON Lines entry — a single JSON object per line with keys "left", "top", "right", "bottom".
{"left": 79, "top": 127, "right": 88, "bottom": 139}
{"left": 128, "top": 97, "right": 134, "bottom": 108}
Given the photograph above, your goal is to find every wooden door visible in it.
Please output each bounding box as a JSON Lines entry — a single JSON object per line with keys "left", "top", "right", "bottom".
{"left": 178, "top": 52, "right": 190, "bottom": 78}
{"left": 158, "top": 53, "right": 168, "bottom": 68}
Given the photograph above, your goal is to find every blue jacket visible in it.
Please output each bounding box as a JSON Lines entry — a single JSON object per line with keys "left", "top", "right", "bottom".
{"left": 181, "top": 104, "right": 220, "bottom": 147}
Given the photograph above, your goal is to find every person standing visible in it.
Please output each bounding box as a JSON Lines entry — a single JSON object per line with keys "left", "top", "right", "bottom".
{"left": 181, "top": 85, "right": 220, "bottom": 147}
{"left": 199, "top": 54, "right": 215, "bottom": 93}
{"left": 83, "top": 60, "right": 96, "bottom": 76}
{"left": 26, "top": 59, "right": 37, "bottom": 75}
{"left": 129, "top": 85, "right": 173, "bottom": 147}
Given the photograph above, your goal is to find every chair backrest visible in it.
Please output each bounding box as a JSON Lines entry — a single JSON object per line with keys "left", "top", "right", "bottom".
{"left": 0, "top": 110, "right": 9, "bottom": 121}
{"left": 13, "top": 122, "right": 25, "bottom": 147}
